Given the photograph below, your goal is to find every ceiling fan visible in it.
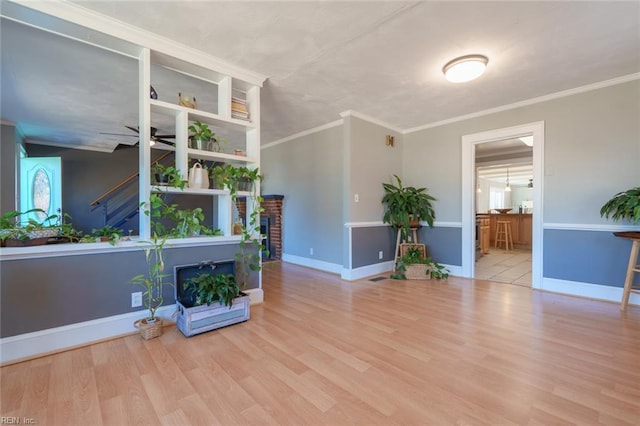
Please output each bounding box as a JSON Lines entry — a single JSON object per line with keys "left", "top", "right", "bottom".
{"left": 101, "top": 126, "right": 176, "bottom": 147}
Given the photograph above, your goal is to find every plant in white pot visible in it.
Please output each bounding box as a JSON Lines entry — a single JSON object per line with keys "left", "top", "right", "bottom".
{"left": 130, "top": 233, "right": 173, "bottom": 339}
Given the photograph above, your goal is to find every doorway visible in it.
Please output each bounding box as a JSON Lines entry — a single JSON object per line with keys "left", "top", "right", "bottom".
{"left": 461, "top": 122, "right": 544, "bottom": 289}
{"left": 475, "top": 148, "right": 533, "bottom": 286}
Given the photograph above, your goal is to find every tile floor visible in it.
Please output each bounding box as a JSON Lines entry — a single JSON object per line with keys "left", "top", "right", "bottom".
{"left": 475, "top": 247, "right": 532, "bottom": 286}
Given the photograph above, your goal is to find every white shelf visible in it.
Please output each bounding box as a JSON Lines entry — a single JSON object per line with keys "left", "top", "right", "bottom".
{"left": 150, "top": 99, "right": 255, "bottom": 131}
{"left": 187, "top": 148, "right": 256, "bottom": 163}
{"left": 150, "top": 186, "right": 254, "bottom": 198}
{"left": 151, "top": 186, "right": 228, "bottom": 196}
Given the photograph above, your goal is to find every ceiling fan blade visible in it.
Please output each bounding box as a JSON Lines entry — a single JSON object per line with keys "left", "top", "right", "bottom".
{"left": 99, "top": 131, "right": 137, "bottom": 137}
{"left": 125, "top": 125, "right": 140, "bottom": 134}
{"left": 154, "top": 138, "right": 175, "bottom": 145}
{"left": 155, "top": 134, "right": 176, "bottom": 139}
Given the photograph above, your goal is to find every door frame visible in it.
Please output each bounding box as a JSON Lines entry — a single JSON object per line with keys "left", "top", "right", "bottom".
{"left": 461, "top": 121, "right": 544, "bottom": 289}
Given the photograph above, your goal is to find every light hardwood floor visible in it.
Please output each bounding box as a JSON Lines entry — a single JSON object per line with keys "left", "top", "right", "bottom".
{"left": 2, "top": 262, "right": 639, "bottom": 425}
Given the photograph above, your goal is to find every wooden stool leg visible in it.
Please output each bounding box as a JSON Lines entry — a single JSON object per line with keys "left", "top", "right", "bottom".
{"left": 621, "top": 240, "right": 640, "bottom": 311}
{"left": 506, "top": 223, "right": 513, "bottom": 251}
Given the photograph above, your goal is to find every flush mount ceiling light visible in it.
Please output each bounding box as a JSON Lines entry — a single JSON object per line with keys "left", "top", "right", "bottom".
{"left": 442, "top": 54, "right": 489, "bottom": 83}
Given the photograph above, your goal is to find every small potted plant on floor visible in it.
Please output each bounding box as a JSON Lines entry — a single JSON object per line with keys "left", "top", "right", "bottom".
{"left": 175, "top": 264, "right": 250, "bottom": 337}
{"left": 382, "top": 175, "right": 437, "bottom": 240}
{"left": 391, "top": 243, "right": 449, "bottom": 280}
{"left": 130, "top": 233, "right": 173, "bottom": 340}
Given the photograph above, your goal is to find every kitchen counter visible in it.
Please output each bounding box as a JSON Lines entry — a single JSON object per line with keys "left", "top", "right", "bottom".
{"left": 477, "top": 213, "right": 532, "bottom": 249}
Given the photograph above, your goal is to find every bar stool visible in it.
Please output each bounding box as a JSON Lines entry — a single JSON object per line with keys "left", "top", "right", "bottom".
{"left": 495, "top": 221, "right": 513, "bottom": 251}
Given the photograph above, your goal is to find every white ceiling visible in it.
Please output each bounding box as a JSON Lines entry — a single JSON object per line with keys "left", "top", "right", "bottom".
{"left": 1, "top": 1, "right": 639, "bottom": 152}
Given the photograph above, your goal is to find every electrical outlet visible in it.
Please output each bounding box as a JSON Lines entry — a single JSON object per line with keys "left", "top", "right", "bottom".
{"left": 310, "top": 247, "right": 314, "bottom": 256}
{"left": 131, "top": 292, "right": 142, "bottom": 308}
{"left": 379, "top": 250, "right": 383, "bottom": 260}
{"left": 354, "top": 194, "right": 359, "bottom": 203}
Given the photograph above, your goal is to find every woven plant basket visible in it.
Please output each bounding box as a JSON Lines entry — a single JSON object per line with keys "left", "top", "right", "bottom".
{"left": 134, "top": 317, "right": 163, "bottom": 340}
{"left": 405, "top": 264, "right": 432, "bottom": 280}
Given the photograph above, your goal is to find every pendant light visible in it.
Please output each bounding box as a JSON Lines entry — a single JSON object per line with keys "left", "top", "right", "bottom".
{"left": 505, "top": 168, "right": 511, "bottom": 192}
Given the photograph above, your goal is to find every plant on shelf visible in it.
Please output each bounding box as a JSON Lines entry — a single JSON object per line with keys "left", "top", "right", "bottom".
{"left": 382, "top": 174, "right": 436, "bottom": 240}
{"left": 129, "top": 233, "right": 173, "bottom": 339}
{"left": 173, "top": 207, "right": 205, "bottom": 238}
{"left": 211, "top": 164, "right": 267, "bottom": 288}
{"left": 92, "top": 224, "right": 124, "bottom": 244}
{"left": 390, "top": 244, "right": 449, "bottom": 280}
{"left": 0, "top": 208, "right": 61, "bottom": 246}
{"left": 188, "top": 120, "right": 224, "bottom": 152}
{"left": 151, "top": 162, "right": 187, "bottom": 188}
{"left": 184, "top": 272, "right": 240, "bottom": 308}
{"left": 210, "top": 164, "right": 261, "bottom": 195}
{"left": 600, "top": 187, "right": 640, "bottom": 224}
{"left": 57, "top": 212, "right": 83, "bottom": 243}
{"left": 146, "top": 194, "right": 221, "bottom": 238}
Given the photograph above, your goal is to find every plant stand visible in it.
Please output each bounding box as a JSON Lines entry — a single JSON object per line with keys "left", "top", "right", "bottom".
{"left": 393, "top": 226, "right": 421, "bottom": 272}
{"left": 615, "top": 231, "right": 640, "bottom": 311}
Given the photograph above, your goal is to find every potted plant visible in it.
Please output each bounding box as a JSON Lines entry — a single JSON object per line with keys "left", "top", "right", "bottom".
{"left": 188, "top": 120, "right": 221, "bottom": 152}
{"left": 600, "top": 187, "right": 640, "bottom": 225}
{"left": 185, "top": 272, "right": 240, "bottom": 307}
{"left": 382, "top": 175, "right": 436, "bottom": 240}
{"left": 0, "top": 208, "right": 61, "bottom": 247}
{"left": 129, "top": 233, "right": 173, "bottom": 340}
{"left": 92, "top": 225, "right": 123, "bottom": 243}
{"left": 391, "top": 243, "right": 449, "bottom": 280}
{"left": 210, "top": 164, "right": 261, "bottom": 195}
{"left": 175, "top": 263, "right": 251, "bottom": 337}
{"left": 151, "top": 163, "right": 186, "bottom": 188}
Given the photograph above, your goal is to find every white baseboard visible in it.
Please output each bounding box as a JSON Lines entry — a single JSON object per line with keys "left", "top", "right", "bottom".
{"left": 541, "top": 277, "right": 640, "bottom": 306}
{"left": 282, "top": 253, "right": 342, "bottom": 274}
{"left": 0, "top": 304, "right": 177, "bottom": 365}
{"left": 341, "top": 261, "right": 395, "bottom": 281}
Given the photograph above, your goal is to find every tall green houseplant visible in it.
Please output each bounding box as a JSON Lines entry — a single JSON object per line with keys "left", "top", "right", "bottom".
{"left": 130, "top": 234, "right": 172, "bottom": 323}
{"left": 382, "top": 174, "right": 436, "bottom": 239}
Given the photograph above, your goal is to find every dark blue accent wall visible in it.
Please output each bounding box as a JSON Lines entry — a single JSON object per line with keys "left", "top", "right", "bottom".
{"left": 544, "top": 229, "right": 638, "bottom": 287}
{"left": 0, "top": 241, "right": 257, "bottom": 338}
{"left": 419, "top": 226, "right": 462, "bottom": 266}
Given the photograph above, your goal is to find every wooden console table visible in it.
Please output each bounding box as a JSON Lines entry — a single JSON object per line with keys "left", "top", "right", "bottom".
{"left": 615, "top": 232, "right": 640, "bottom": 311}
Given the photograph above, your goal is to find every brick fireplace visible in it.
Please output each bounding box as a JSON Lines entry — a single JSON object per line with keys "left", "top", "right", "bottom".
{"left": 236, "top": 194, "right": 283, "bottom": 260}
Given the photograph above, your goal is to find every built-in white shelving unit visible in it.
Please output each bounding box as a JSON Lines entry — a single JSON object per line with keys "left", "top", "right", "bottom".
{"left": 138, "top": 48, "right": 262, "bottom": 240}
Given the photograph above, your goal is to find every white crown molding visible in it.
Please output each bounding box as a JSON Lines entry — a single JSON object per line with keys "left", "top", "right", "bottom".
{"left": 404, "top": 73, "right": 640, "bottom": 134}
{"left": 262, "top": 119, "right": 343, "bottom": 150}
{"left": 340, "top": 110, "right": 404, "bottom": 133}
{"left": 6, "top": 0, "right": 267, "bottom": 86}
